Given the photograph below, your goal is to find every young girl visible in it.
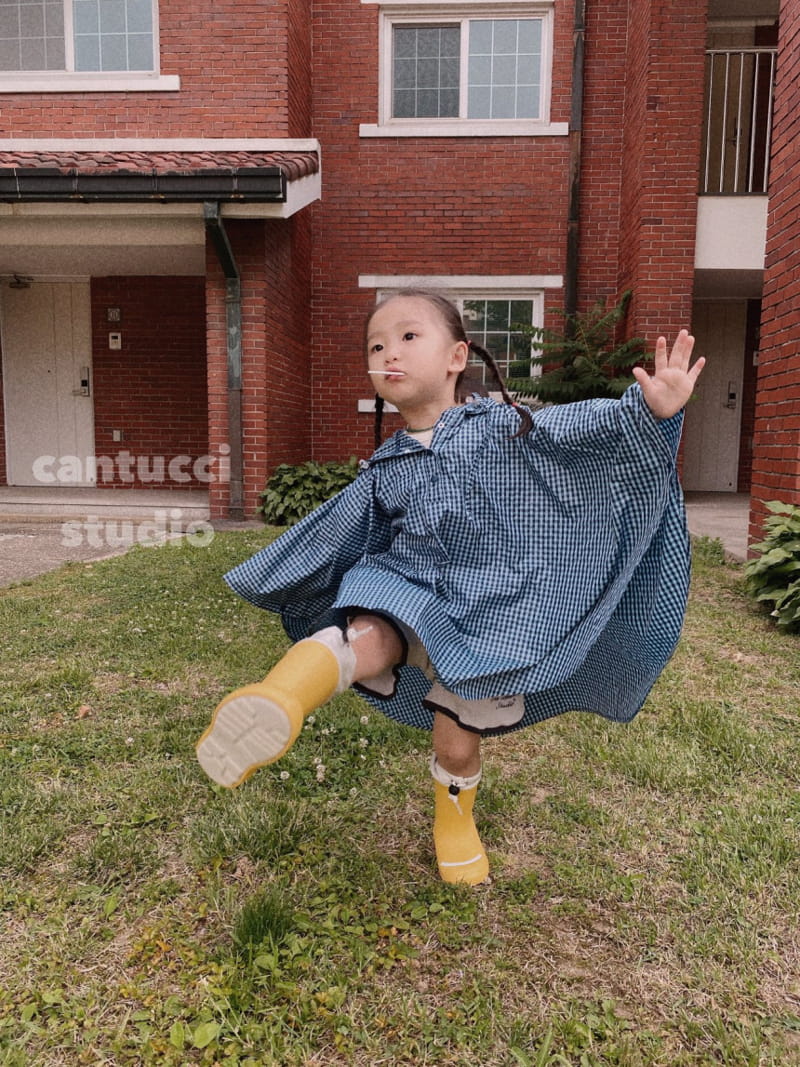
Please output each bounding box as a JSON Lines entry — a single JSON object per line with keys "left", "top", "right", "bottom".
{"left": 197, "top": 289, "right": 705, "bottom": 886}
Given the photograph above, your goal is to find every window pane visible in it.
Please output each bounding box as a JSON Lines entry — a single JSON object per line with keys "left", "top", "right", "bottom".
{"left": 0, "top": 0, "right": 64, "bottom": 70}
{"left": 518, "top": 18, "right": 541, "bottom": 53}
{"left": 0, "top": 39, "right": 17, "bottom": 67}
{"left": 392, "top": 23, "right": 460, "bottom": 118}
{"left": 467, "top": 84, "right": 490, "bottom": 119}
{"left": 126, "top": 0, "right": 152, "bottom": 34}
{"left": 439, "top": 88, "right": 459, "bottom": 115}
{"left": 469, "top": 53, "right": 491, "bottom": 85}
{"left": 486, "top": 301, "right": 511, "bottom": 330}
{"left": 417, "top": 57, "right": 439, "bottom": 86}
{"left": 516, "top": 82, "right": 540, "bottom": 117}
{"left": 493, "top": 53, "right": 516, "bottom": 85}
{"left": 491, "top": 84, "right": 516, "bottom": 119}
{"left": 100, "top": 0, "right": 126, "bottom": 34}
{"left": 462, "top": 301, "right": 485, "bottom": 331}
{"left": 19, "top": 34, "right": 45, "bottom": 67}
{"left": 99, "top": 30, "right": 126, "bottom": 68}
{"left": 492, "top": 19, "right": 518, "bottom": 55}
{"left": 0, "top": 8, "right": 19, "bottom": 37}
{"left": 417, "top": 88, "right": 439, "bottom": 115}
{"left": 45, "top": 0, "right": 63, "bottom": 35}
{"left": 394, "top": 26, "right": 416, "bottom": 59}
{"left": 19, "top": 4, "right": 44, "bottom": 36}
{"left": 468, "top": 18, "right": 492, "bottom": 55}
{"left": 73, "top": 0, "right": 99, "bottom": 34}
{"left": 467, "top": 19, "right": 542, "bottom": 120}
{"left": 393, "top": 87, "right": 417, "bottom": 118}
{"left": 74, "top": 0, "right": 155, "bottom": 71}
{"left": 74, "top": 31, "right": 99, "bottom": 68}
{"left": 440, "top": 25, "right": 459, "bottom": 56}
{"left": 394, "top": 56, "right": 415, "bottom": 90}
{"left": 510, "top": 300, "right": 532, "bottom": 325}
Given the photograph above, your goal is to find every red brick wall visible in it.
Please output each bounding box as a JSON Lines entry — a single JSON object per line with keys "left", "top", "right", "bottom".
{"left": 579, "top": 0, "right": 628, "bottom": 308}
{"left": 751, "top": 0, "right": 800, "bottom": 536}
{"left": 615, "top": 0, "right": 707, "bottom": 346}
{"left": 1, "top": 1, "right": 297, "bottom": 138}
{"left": 288, "top": 0, "right": 312, "bottom": 138}
{"left": 206, "top": 217, "right": 312, "bottom": 518}
{"left": 308, "top": 0, "right": 575, "bottom": 462}
{"left": 91, "top": 277, "right": 208, "bottom": 489}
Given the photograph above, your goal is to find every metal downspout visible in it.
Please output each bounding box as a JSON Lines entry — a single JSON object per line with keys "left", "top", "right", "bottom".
{"left": 565, "top": 0, "right": 586, "bottom": 326}
{"left": 204, "top": 202, "right": 244, "bottom": 520}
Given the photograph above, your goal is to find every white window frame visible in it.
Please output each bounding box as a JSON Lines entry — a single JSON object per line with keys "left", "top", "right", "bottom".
{"left": 0, "top": 0, "right": 178, "bottom": 92}
{"left": 360, "top": 0, "right": 566, "bottom": 138}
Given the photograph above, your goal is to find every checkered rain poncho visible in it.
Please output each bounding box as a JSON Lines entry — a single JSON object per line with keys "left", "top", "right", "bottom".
{"left": 225, "top": 385, "right": 690, "bottom": 734}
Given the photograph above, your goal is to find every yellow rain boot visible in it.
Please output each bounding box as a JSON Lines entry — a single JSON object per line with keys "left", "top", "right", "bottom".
{"left": 196, "top": 627, "right": 356, "bottom": 788}
{"left": 431, "top": 756, "right": 489, "bottom": 886}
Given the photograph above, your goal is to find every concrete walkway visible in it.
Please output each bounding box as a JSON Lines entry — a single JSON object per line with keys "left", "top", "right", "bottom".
{"left": 0, "top": 491, "right": 751, "bottom": 588}
{"left": 683, "top": 492, "right": 750, "bottom": 562}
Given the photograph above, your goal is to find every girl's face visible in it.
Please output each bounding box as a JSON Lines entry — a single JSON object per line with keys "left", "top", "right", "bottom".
{"left": 366, "top": 296, "right": 468, "bottom": 422}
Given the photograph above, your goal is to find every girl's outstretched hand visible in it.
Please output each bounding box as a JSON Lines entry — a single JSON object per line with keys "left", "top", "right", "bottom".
{"left": 632, "top": 329, "right": 706, "bottom": 420}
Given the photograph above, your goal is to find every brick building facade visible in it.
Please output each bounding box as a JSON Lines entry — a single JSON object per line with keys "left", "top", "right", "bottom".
{"left": 0, "top": 0, "right": 795, "bottom": 534}
{"left": 751, "top": 0, "right": 800, "bottom": 538}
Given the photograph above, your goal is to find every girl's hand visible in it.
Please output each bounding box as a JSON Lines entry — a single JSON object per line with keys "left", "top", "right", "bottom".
{"left": 632, "top": 329, "right": 706, "bottom": 420}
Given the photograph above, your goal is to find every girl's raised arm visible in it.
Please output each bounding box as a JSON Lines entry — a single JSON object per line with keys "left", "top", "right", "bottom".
{"left": 632, "top": 330, "right": 706, "bottom": 420}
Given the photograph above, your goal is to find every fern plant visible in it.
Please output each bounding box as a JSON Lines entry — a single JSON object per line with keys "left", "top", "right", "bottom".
{"left": 743, "top": 501, "right": 800, "bottom": 632}
{"left": 507, "top": 290, "right": 646, "bottom": 403}
{"left": 259, "top": 457, "right": 359, "bottom": 526}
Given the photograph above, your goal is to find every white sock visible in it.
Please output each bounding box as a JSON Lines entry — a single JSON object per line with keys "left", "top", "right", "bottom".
{"left": 306, "top": 626, "right": 357, "bottom": 694}
{"left": 429, "top": 753, "right": 482, "bottom": 792}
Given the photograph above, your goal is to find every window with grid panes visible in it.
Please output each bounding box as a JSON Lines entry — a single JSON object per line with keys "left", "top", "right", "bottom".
{"left": 391, "top": 14, "right": 543, "bottom": 121}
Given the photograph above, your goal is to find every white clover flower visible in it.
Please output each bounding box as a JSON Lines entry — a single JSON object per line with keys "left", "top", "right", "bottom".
{"left": 358, "top": 737, "right": 369, "bottom": 748}
{"left": 321, "top": 727, "right": 330, "bottom": 736}
{"left": 360, "top": 715, "right": 369, "bottom": 725}
{"left": 349, "top": 787, "right": 357, "bottom": 797}
{"left": 279, "top": 770, "right": 290, "bottom": 781}
{"left": 306, "top": 715, "right": 316, "bottom": 726}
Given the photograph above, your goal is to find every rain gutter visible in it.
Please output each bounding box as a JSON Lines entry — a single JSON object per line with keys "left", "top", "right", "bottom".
{"left": 0, "top": 166, "right": 286, "bottom": 202}
{"left": 565, "top": 0, "right": 586, "bottom": 326}
{"left": 204, "top": 202, "right": 244, "bottom": 520}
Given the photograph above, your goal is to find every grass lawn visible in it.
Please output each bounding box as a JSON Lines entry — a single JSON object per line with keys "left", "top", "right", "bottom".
{"left": 0, "top": 531, "right": 798, "bottom": 1066}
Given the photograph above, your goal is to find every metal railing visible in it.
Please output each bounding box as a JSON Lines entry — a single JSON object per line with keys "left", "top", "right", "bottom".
{"left": 701, "top": 47, "right": 776, "bottom": 194}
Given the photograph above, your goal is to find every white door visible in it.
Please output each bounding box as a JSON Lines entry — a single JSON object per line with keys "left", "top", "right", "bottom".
{"left": 1, "top": 281, "right": 95, "bottom": 486}
{"left": 682, "top": 301, "right": 746, "bottom": 492}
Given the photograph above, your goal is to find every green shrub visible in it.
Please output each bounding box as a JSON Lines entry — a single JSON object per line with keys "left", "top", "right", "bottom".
{"left": 259, "top": 457, "right": 359, "bottom": 526}
{"left": 744, "top": 501, "right": 800, "bottom": 632}
{"left": 507, "top": 290, "right": 646, "bottom": 403}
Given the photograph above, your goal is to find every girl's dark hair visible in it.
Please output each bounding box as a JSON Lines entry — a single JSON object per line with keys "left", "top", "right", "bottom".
{"left": 369, "top": 288, "right": 533, "bottom": 448}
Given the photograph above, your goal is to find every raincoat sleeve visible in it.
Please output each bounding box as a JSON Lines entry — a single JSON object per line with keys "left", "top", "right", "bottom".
{"left": 527, "top": 383, "right": 683, "bottom": 462}
{"left": 224, "top": 466, "right": 389, "bottom": 640}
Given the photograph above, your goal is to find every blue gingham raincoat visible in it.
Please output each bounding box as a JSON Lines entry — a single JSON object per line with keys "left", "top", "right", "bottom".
{"left": 226, "top": 385, "right": 690, "bottom": 734}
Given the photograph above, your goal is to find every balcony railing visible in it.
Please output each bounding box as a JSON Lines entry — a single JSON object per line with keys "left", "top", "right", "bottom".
{"left": 701, "top": 47, "right": 776, "bottom": 194}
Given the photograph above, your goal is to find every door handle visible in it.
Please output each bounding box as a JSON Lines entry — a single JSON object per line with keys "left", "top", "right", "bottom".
{"left": 72, "top": 366, "right": 91, "bottom": 397}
